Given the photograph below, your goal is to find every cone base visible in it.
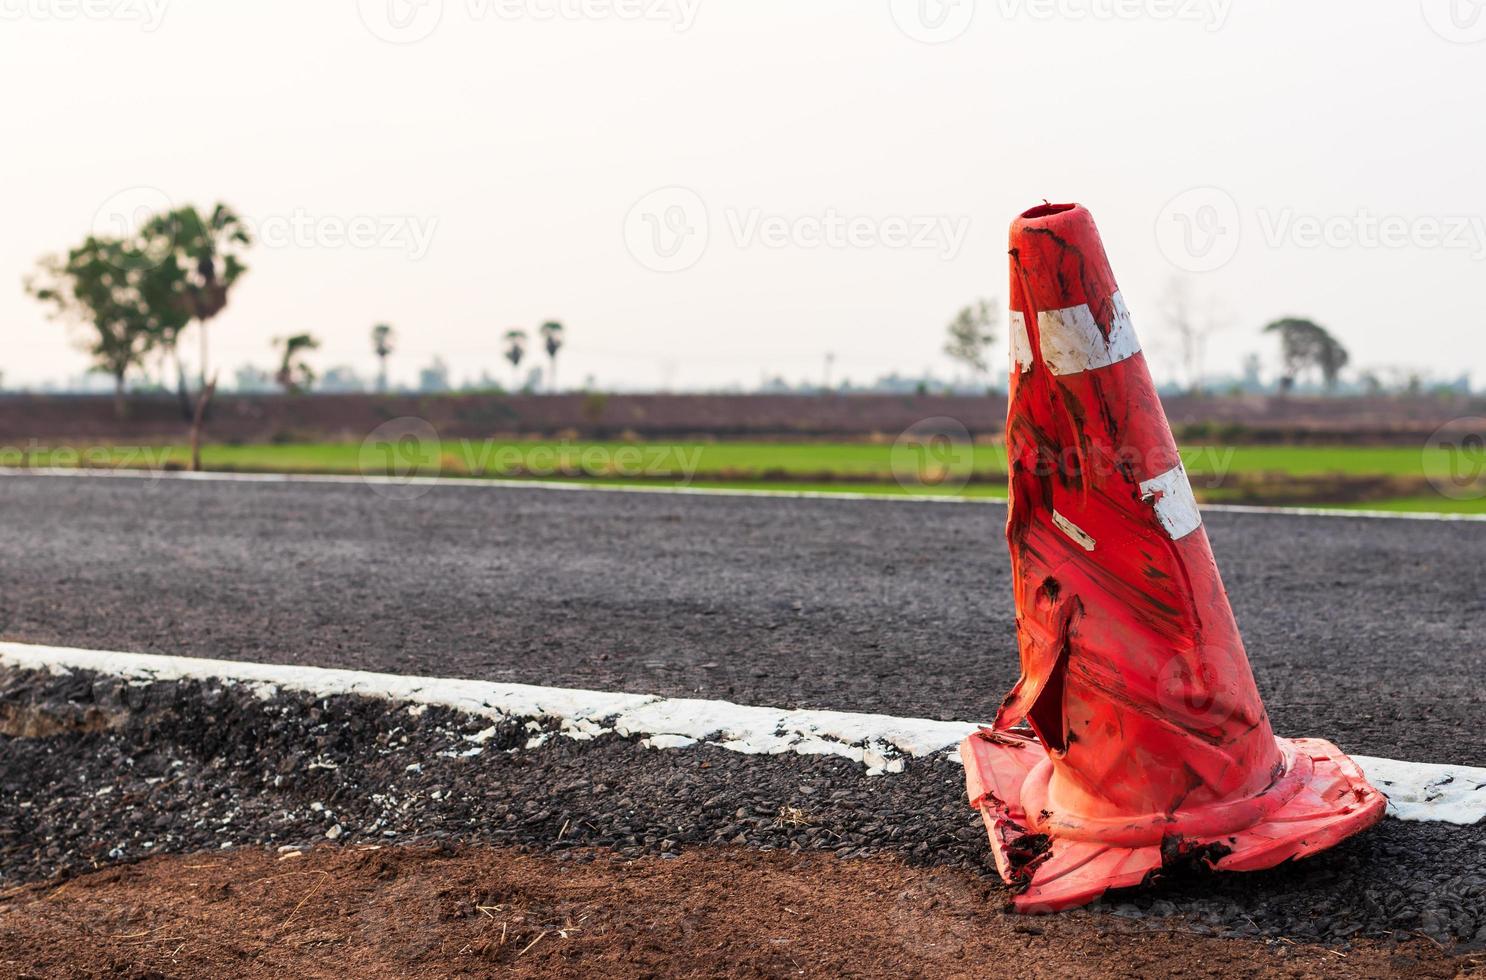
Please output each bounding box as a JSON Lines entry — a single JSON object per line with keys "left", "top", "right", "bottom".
{"left": 959, "top": 730, "right": 1387, "bottom": 914}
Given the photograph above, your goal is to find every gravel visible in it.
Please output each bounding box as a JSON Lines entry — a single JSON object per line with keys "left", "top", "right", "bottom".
{"left": 1, "top": 666, "right": 1482, "bottom": 949}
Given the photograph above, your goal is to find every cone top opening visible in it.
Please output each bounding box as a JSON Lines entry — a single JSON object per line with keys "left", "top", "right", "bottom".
{"left": 1019, "top": 202, "right": 1079, "bottom": 220}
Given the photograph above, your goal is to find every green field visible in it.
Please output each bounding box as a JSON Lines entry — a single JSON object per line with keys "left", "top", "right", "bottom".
{"left": 4, "top": 439, "right": 1484, "bottom": 514}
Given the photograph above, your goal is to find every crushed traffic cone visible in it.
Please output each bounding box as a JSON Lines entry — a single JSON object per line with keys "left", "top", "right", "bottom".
{"left": 960, "top": 203, "right": 1385, "bottom": 913}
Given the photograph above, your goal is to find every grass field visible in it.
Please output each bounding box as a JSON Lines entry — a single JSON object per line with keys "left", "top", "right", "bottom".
{"left": 4, "top": 439, "right": 1484, "bottom": 514}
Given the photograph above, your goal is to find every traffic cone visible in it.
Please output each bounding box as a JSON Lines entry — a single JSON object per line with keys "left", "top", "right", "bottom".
{"left": 960, "top": 203, "right": 1385, "bottom": 913}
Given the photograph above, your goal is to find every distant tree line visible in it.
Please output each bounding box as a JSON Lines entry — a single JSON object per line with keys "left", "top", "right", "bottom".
{"left": 934, "top": 284, "right": 1441, "bottom": 399}
{"left": 25, "top": 205, "right": 571, "bottom": 417}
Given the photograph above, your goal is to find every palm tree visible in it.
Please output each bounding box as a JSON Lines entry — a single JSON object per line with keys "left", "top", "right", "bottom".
{"left": 372, "top": 323, "right": 396, "bottom": 393}
{"left": 274, "top": 333, "right": 321, "bottom": 393}
{"left": 504, "top": 328, "right": 528, "bottom": 390}
{"left": 539, "top": 321, "right": 564, "bottom": 392}
{"left": 133, "top": 203, "right": 252, "bottom": 468}
{"left": 145, "top": 204, "right": 252, "bottom": 392}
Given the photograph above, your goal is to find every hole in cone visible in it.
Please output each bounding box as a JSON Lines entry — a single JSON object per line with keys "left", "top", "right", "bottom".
{"left": 1025, "top": 638, "right": 1070, "bottom": 755}
{"left": 1019, "top": 202, "right": 1078, "bottom": 220}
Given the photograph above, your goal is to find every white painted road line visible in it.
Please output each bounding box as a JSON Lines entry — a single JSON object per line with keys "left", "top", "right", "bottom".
{"left": 4, "top": 466, "right": 1486, "bottom": 523}
{"left": 1, "top": 641, "right": 1482, "bottom": 825}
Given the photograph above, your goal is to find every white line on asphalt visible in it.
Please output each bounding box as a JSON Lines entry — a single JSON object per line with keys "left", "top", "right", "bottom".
{"left": 1, "top": 641, "right": 1481, "bottom": 825}
{"left": 4, "top": 466, "right": 1486, "bottom": 523}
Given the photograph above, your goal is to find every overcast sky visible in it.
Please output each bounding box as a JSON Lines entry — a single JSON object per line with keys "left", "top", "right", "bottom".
{"left": 4, "top": 1, "right": 1484, "bottom": 391}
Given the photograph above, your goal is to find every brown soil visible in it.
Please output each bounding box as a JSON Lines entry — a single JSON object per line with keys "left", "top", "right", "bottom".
{"left": 0, "top": 845, "right": 1475, "bottom": 979}
{"left": 4, "top": 391, "right": 1482, "bottom": 444}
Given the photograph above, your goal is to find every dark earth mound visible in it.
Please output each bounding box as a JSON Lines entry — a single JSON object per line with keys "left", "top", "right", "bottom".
{"left": 1, "top": 666, "right": 1482, "bottom": 950}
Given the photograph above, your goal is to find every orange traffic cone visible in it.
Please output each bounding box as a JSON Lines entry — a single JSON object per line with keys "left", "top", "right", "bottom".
{"left": 961, "top": 203, "right": 1385, "bottom": 913}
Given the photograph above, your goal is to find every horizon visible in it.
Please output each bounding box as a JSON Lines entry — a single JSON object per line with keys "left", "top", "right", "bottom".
{"left": 5, "top": 2, "right": 1484, "bottom": 393}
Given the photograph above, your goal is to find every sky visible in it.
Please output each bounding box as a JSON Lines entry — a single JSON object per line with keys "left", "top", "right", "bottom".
{"left": 3, "top": 0, "right": 1485, "bottom": 392}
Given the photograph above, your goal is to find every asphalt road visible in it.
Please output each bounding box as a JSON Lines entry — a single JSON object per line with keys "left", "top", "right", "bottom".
{"left": 1, "top": 472, "right": 1482, "bottom": 766}
{"left": 1, "top": 471, "right": 1484, "bottom": 950}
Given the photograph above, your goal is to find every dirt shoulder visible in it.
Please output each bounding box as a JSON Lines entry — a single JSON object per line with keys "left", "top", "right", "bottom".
{"left": 0, "top": 844, "right": 1475, "bottom": 980}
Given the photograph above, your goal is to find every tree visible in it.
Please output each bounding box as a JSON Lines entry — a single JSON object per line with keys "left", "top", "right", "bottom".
{"left": 139, "top": 203, "right": 252, "bottom": 470}
{"left": 1316, "top": 334, "right": 1351, "bottom": 390}
{"left": 142, "top": 204, "right": 252, "bottom": 392}
{"left": 26, "top": 236, "right": 184, "bottom": 417}
{"left": 1263, "top": 318, "right": 1350, "bottom": 392}
{"left": 504, "top": 328, "right": 528, "bottom": 389}
{"left": 1162, "top": 278, "right": 1225, "bottom": 395}
{"left": 943, "top": 299, "right": 998, "bottom": 383}
{"left": 274, "top": 333, "right": 320, "bottom": 393}
{"left": 372, "top": 323, "right": 396, "bottom": 393}
{"left": 539, "top": 321, "right": 564, "bottom": 392}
